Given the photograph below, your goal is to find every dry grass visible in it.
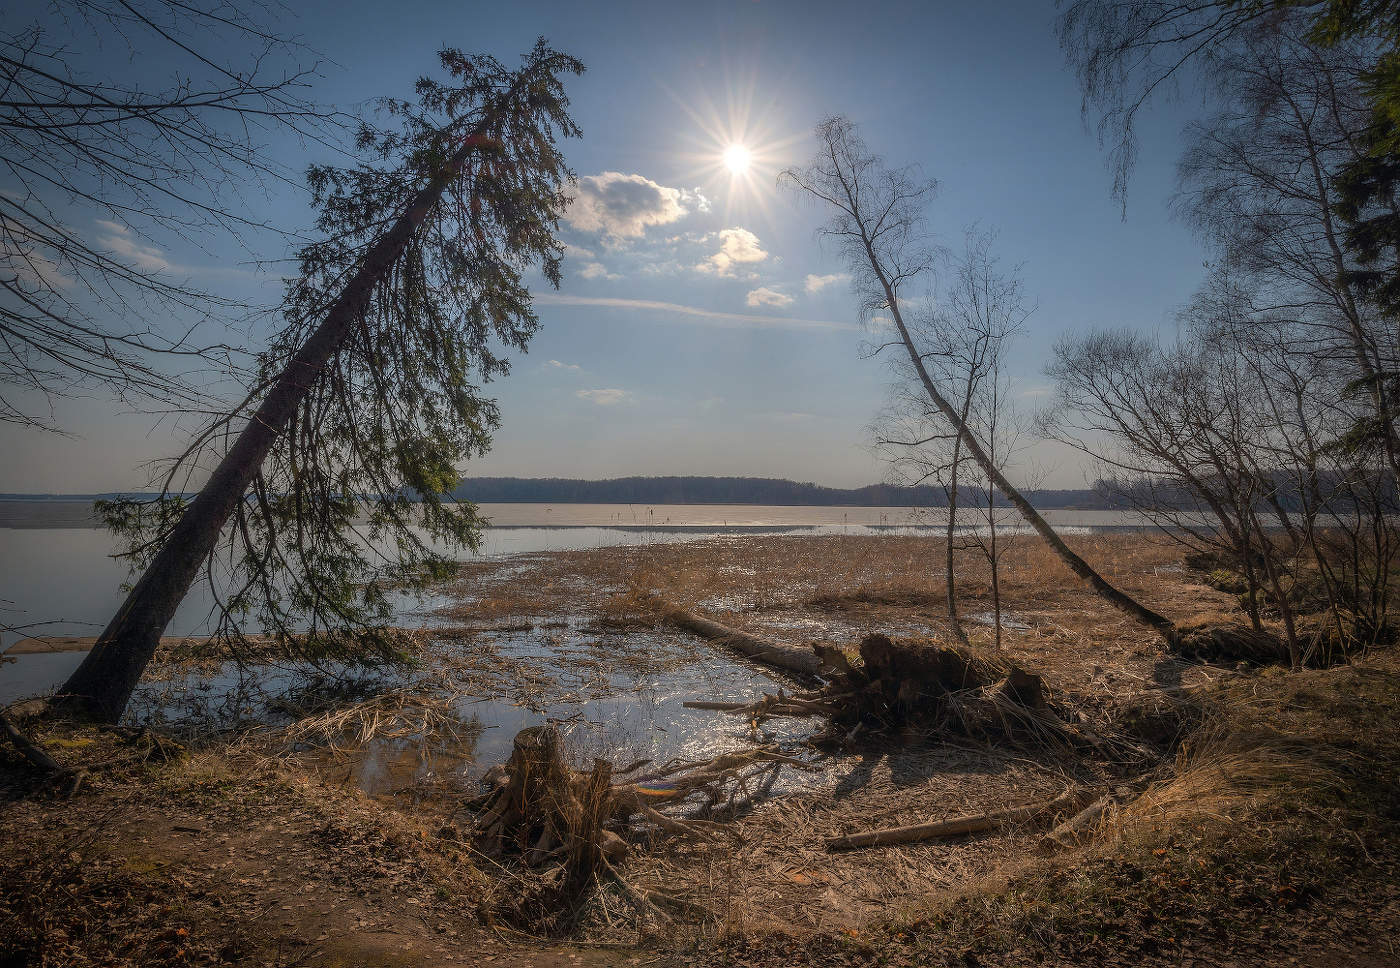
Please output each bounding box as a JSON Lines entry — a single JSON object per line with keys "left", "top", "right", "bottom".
{"left": 433, "top": 532, "right": 1238, "bottom": 714}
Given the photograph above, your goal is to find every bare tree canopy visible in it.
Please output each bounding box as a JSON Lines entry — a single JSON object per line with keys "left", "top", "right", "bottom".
{"left": 782, "top": 117, "right": 1181, "bottom": 643}
{"left": 0, "top": 0, "right": 342, "bottom": 427}
{"left": 872, "top": 229, "right": 1032, "bottom": 646}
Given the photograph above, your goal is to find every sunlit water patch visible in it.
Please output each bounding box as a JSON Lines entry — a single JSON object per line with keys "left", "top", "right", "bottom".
{"left": 8, "top": 620, "right": 817, "bottom": 798}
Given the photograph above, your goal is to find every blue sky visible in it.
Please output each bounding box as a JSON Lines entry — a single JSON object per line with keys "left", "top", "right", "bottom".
{"left": 1, "top": 0, "right": 1209, "bottom": 492}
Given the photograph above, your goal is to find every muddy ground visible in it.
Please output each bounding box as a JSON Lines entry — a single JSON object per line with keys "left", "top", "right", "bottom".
{"left": 3, "top": 532, "right": 1399, "bottom": 966}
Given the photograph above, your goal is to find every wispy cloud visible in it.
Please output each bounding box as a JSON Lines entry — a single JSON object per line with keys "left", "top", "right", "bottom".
{"left": 545, "top": 359, "right": 580, "bottom": 372}
{"left": 95, "top": 220, "right": 169, "bottom": 272}
{"left": 746, "top": 286, "right": 793, "bottom": 308}
{"left": 576, "top": 387, "right": 633, "bottom": 406}
{"left": 805, "top": 272, "right": 849, "bottom": 294}
{"left": 93, "top": 219, "right": 261, "bottom": 282}
{"left": 534, "top": 293, "right": 859, "bottom": 332}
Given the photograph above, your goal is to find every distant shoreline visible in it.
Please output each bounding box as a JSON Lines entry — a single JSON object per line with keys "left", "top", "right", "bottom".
{"left": 0, "top": 474, "right": 1114, "bottom": 511}
{"left": 0, "top": 499, "right": 1168, "bottom": 531}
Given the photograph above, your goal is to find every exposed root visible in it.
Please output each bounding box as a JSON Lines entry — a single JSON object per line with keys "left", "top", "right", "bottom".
{"left": 467, "top": 726, "right": 815, "bottom": 930}
{"left": 1172, "top": 622, "right": 1292, "bottom": 666}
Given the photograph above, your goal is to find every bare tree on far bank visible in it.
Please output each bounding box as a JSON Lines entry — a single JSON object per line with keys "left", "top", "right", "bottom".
{"left": 782, "top": 117, "right": 1184, "bottom": 645}
{"left": 55, "top": 42, "right": 584, "bottom": 722}
{"left": 1, "top": 0, "right": 344, "bottom": 428}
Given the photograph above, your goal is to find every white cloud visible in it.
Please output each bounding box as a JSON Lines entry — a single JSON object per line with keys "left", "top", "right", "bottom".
{"left": 696, "top": 227, "right": 767, "bottom": 277}
{"left": 576, "top": 388, "right": 633, "bottom": 406}
{"left": 95, "top": 220, "right": 168, "bottom": 272}
{"left": 545, "top": 359, "right": 580, "bottom": 372}
{"left": 533, "top": 293, "right": 859, "bottom": 332}
{"left": 578, "top": 261, "right": 620, "bottom": 281}
{"left": 6, "top": 246, "right": 72, "bottom": 291}
{"left": 745, "top": 286, "right": 793, "bottom": 308}
{"left": 90, "top": 219, "right": 260, "bottom": 283}
{"left": 566, "top": 171, "right": 696, "bottom": 239}
{"left": 805, "top": 272, "right": 849, "bottom": 294}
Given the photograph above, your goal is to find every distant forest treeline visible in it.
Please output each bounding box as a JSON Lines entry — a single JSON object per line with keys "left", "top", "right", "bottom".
{"left": 446, "top": 477, "right": 1111, "bottom": 508}
{"left": 0, "top": 477, "right": 1106, "bottom": 506}
{"left": 4, "top": 473, "right": 1382, "bottom": 511}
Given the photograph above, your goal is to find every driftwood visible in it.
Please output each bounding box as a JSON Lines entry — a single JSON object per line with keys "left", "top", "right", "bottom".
{"left": 682, "top": 690, "right": 846, "bottom": 721}
{"left": 1037, "top": 789, "right": 1120, "bottom": 853}
{"left": 646, "top": 596, "right": 822, "bottom": 676}
{"left": 826, "top": 786, "right": 1097, "bottom": 851}
{"left": 0, "top": 711, "right": 63, "bottom": 775}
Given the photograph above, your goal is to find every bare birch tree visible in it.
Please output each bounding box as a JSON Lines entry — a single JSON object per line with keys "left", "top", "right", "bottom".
{"left": 782, "top": 117, "right": 1181, "bottom": 644}
{"left": 873, "top": 230, "right": 1030, "bottom": 647}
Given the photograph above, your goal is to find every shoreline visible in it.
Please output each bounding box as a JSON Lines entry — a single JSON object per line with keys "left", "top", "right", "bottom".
{"left": 0, "top": 498, "right": 1193, "bottom": 531}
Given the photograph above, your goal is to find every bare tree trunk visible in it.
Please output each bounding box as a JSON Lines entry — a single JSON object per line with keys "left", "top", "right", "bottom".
{"left": 867, "top": 245, "right": 1179, "bottom": 643}
{"left": 55, "top": 119, "right": 503, "bottom": 722}
{"left": 787, "top": 120, "right": 1179, "bottom": 645}
{"left": 989, "top": 498, "right": 1002, "bottom": 650}
{"left": 945, "top": 439, "right": 971, "bottom": 647}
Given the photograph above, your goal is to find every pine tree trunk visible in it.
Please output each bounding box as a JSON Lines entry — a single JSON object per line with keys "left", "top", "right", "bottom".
{"left": 55, "top": 130, "right": 491, "bottom": 722}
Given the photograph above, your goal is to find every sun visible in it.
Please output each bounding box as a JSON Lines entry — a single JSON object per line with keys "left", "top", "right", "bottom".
{"left": 723, "top": 144, "right": 752, "bottom": 174}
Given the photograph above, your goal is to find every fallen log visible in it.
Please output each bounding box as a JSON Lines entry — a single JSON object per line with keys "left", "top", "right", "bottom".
{"left": 646, "top": 596, "right": 822, "bottom": 677}
{"left": 1037, "top": 789, "right": 1119, "bottom": 853}
{"left": 826, "top": 786, "right": 1097, "bottom": 851}
{"left": 682, "top": 694, "right": 839, "bottom": 719}
{"left": 0, "top": 711, "right": 64, "bottom": 775}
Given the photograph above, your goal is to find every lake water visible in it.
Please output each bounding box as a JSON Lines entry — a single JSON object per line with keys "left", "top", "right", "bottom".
{"left": 0, "top": 500, "right": 1174, "bottom": 788}
{"left": 0, "top": 500, "right": 1155, "bottom": 646}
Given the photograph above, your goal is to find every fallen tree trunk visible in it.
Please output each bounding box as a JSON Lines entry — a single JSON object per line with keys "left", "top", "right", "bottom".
{"left": 647, "top": 596, "right": 822, "bottom": 677}
{"left": 826, "top": 786, "right": 1097, "bottom": 851}
{"left": 1037, "top": 789, "right": 1119, "bottom": 853}
{"left": 0, "top": 711, "right": 63, "bottom": 775}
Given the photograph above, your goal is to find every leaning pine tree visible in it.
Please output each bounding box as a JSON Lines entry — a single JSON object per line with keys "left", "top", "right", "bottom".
{"left": 782, "top": 117, "right": 1286, "bottom": 660}
{"left": 56, "top": 41, "right": 584, "bottom": 722}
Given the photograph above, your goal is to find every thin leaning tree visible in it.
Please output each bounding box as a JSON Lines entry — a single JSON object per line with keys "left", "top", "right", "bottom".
{"left": 55, "top": 41, "right": 584, "bottom": 722}
{"left": 783, "top": 117, "right": 1266, "bottom": 651}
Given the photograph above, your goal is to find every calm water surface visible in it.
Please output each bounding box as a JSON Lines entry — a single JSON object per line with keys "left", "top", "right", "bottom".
{"left": 0, "top": 501, "right": 1162, "bottom": 774}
